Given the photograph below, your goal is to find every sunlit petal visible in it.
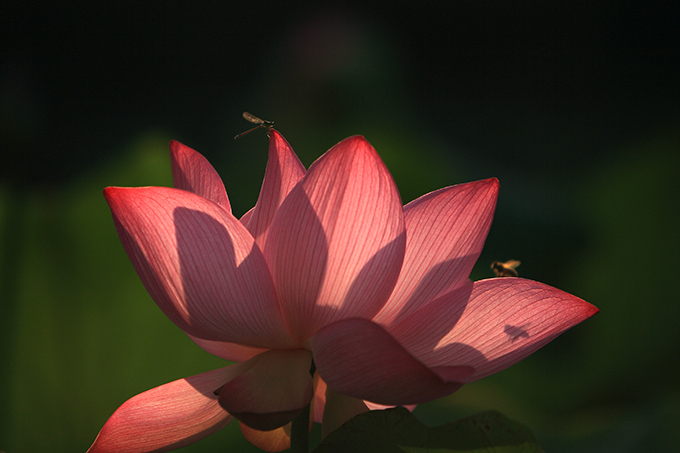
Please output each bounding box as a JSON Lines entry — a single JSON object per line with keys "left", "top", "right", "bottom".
{"left": 242, "top": 130, "right": 306, "bottom": 248}
{"left": 87, "top": 367, "right": 234, "bottom": 453}
{"left": 398, "top": 278, "right": 599, "bottom": 381}
{"left": 98, "top": 132, "right": 599, "bottom": 451}
{"left": 104, "top": 186, "right": 294, "bottom": 348}
{"left": 266, "top": 136, "right": 406, "bottom": 341}
{"left": 170, "top": 140, "right": 230, "bottom": 212}
{"left": 376, "top": 179, "right": 498, "bottom": 325}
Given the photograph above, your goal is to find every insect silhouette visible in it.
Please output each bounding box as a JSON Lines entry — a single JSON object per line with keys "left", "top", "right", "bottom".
{"left": 491, "top": 260, "right": 521, "bottom": 277}
{"left": 234, "top": 112, "right": 274, "bottom": 139}
{"left": 504, "top": 324, "right": 530, "bottom": 342}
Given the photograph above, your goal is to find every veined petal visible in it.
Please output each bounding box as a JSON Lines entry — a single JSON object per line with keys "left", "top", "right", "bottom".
{"left": 375, "top": 179, "right": 498, "bottom": 325}
{"left": 242, "top": 130, "right": 306, "bottom": 248}
{"left": 186, "top": 334, "right": 268, "bottom": 362}
{"left": 103, "top": 186, "right": 294, "bottom": 348}
{"left": 87, "top": 367, "right": 234, "bottom": 453}
{"left": 397, "top": 278, "right": 599, "bottom": 381}
{"left": 265, "top": 136, "right": 406, "bottom": 341}
{"left": 218, "top": 349, "right": 314, "bottom": 431}
{"left": 312, "top": 318, "right": 474, "bottom": 405}
{"left": 386, "top": 280, "right": 474, "bottom": 360}
{"left": 170, "top": 140, "right": 230, "bottom": 212}
{"left": 239, "top": 206, "right": 254, "bottom": 225}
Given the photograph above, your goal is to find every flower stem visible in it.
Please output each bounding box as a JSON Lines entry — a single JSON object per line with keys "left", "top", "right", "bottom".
{"left": 290, "top": 359, "right": 316, "bottom": 453}
{"left": 290, "top": 402, "right": 310, "bottom": 453}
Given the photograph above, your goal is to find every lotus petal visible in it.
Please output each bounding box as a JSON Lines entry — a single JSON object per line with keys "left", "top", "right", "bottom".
{"left": 312, "top": 318, "right": 473, "bottom": 405}
{"left": 87, "top": 367, "right": 234, "bottom": 453}
{"left": 104, "top": 186, "right": 294, "bottom": 348}
{"left": 265, "top": 136, "right": 406, "bottom": 341}
{"left": 170, "top": 140, "right": 230, "bottom": 212}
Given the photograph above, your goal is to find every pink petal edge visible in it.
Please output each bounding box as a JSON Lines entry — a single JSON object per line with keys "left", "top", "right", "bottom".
{"left": 377, "top": 178, "right": 499, "bottom": 325}
{"left": 186, "top": 334, "right": 268, "bottom": 362}
{"left": 87, "top": 367, "right": 234, "bottom": 453}
{"left": 312, "top": 318, "right": 474, "bottom": 405}
{"left": 103, "top": 186, "right": 294, "bottom": 348}
{"left": 169, "top": 140, "right": 231, "bottom": 212}
{"left": 265, "top": 136, "right": 406, "bottom": 342}
{"left": 242, "top": 130, "right": 306, "bottom": 248}
{"left": 397, "top": 278, "right": 599, "bottom": 381}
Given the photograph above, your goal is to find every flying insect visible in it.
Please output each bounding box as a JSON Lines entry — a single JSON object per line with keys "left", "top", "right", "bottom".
{"left": 491, "top": 260, "right": 521, "bottom": 277}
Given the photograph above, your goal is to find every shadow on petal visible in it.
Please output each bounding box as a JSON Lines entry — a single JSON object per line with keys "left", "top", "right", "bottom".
{"left": 265, "top": 191, "right": 328, "bottom": 342}
{"left": 218, "top": 349, "right": 314, "bottom": 431}
{"left": 266, "top": 187, "right": 406, "bottom": 343}
{"left": 413, "top": 278, "right": 599, "bottom": 381}
{"left": 174, "top": 207, "right": 293, "bottom": 348}
{"left": 242, "top": 130, "right": 306, "bottom": 248}
{"left": 308, "top": 230, "right": 406, "bottom": 337}
{"left": 377, "top": 179, "right": 498, "bottom": 325}
{"left": 386, "top": 280, "right": 474, "bottom": 358}
{"left": 379, "top": 259, "right": 475, "bottom": 327}
{"left": 312, "top": 318, "right": 475, "bottom": 405}
{"left": 335, "top": 231, "right": 406, "bottom": 320}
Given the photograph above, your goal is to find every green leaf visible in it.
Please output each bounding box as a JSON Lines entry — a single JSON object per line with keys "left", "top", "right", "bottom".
{"left": 314, "top": 407, "right": 543, "bottom": 453}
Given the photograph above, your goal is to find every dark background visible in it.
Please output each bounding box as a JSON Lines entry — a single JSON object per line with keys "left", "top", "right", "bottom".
{"left": 2, "top": 1, "right": 678, "bottom": 451}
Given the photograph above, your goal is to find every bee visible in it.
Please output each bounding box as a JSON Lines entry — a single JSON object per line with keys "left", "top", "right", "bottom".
{"left": 234, "top": 112, "right": 274, "bottom": 139}
{"left": 491, "top": 260, "right": 521, "bottom": 277}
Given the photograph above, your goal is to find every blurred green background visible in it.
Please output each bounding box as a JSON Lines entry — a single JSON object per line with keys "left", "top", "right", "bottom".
{"left": 2, "top": 2, "right": 678, "bottom": 451}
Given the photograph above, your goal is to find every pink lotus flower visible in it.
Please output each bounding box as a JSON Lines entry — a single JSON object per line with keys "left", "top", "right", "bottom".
{"left": 89, "top": 131, "right": 598, "bottom": 452}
